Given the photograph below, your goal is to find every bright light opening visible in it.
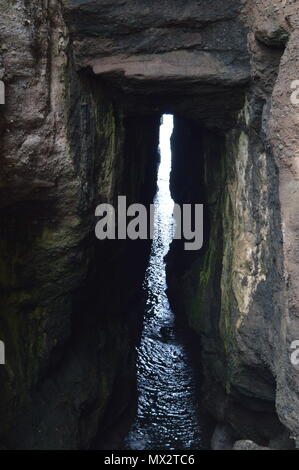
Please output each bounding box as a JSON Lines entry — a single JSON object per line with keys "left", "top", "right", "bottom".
{"left": 158, "top": 114, "right": 174, "bottom": 187}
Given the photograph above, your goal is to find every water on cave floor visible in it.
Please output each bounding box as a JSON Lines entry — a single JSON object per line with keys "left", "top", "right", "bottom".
{"left": 124, "top": 114, "right": 204, "bottom": 451}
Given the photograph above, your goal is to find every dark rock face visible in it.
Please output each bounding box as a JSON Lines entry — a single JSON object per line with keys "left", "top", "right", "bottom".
{"left": 0, "top": 0, "right": 298, "bottom": 450}
{"left": 166, "top": 0, "right": 299, "bottom": 449}
{"left": 63, "top": 0, "right": 250, "bottom": 127}
{"left": 166, "top": 116, "right": 288, "bottom": 446}
{"left": 64, "top": 0, "right": 249, "bottom": 72}
{"left": 0, "top": 0, "right": 159, "bottom": 449}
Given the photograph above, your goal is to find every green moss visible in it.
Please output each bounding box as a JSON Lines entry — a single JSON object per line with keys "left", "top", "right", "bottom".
{"left": 168, "top": 127, "right": 248, "bottom": 396}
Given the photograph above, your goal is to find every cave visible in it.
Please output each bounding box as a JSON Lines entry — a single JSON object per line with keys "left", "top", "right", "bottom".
{"left": 0, "top": 0, "right": 298, "bottom": 452}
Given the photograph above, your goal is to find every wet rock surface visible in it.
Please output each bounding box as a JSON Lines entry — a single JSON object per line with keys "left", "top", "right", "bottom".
{"left": 124, "top": 117, "right": 206, "bottom": 451}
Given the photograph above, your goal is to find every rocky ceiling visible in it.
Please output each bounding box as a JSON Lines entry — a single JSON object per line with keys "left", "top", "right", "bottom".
{"left": 63, "top": 0, "right": 251, "bottom": 127}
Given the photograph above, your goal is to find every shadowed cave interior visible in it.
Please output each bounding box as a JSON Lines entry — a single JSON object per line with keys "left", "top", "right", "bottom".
{"left": 0, "top": 4, "right": 296, "bottom": 446}
{"left": 77, "top": 74, "right": 288, "bottom": 450}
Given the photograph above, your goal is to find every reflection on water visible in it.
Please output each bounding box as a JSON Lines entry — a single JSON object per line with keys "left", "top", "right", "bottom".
{"left": 124, "top": 115, "right": 204, "bottom": 450}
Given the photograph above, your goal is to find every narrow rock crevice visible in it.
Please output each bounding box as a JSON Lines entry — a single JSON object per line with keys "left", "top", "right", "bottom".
{"left": 0, "top": 0, "right": 298, "bottom": 450}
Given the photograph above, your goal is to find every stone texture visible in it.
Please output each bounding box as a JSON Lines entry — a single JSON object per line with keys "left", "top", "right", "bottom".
{"left": 0, "top": 0, "right": 159, "bottom": 449}
{"left": 211, "top": 423, "right": 236, "bottom": 450}
{"left": 167, "top": 0, "right": 299, "bottom": 450}
{"left": 63, "top": 0, "right": 250, "bottom": 127}
{"left": 233, "top": 439, "right": 269, "bottom": 450}
{"left": 0, "top": 0, "right": 299, "bottom": 451}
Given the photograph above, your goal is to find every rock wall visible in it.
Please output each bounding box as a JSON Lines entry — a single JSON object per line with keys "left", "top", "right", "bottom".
{"left": 167, "top": 0, "right": 299, "bottom": 449}
{"left": 0, "top": 0, "right": 159, "bottom": 449}
{"left": 0, "top": 0, "right": 298, "bottom": 450}
{"left": 63, "top": 0, "right": 250, "bottom": 127}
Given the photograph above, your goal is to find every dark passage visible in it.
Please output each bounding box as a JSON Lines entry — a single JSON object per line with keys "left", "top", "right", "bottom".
{"left": 124, "top": 115, "right": 205, "bottom": 450}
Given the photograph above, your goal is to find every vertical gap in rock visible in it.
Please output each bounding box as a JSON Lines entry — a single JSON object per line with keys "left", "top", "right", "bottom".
{"left": 123, "top": 115, "right": 207, "bottom": 450}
